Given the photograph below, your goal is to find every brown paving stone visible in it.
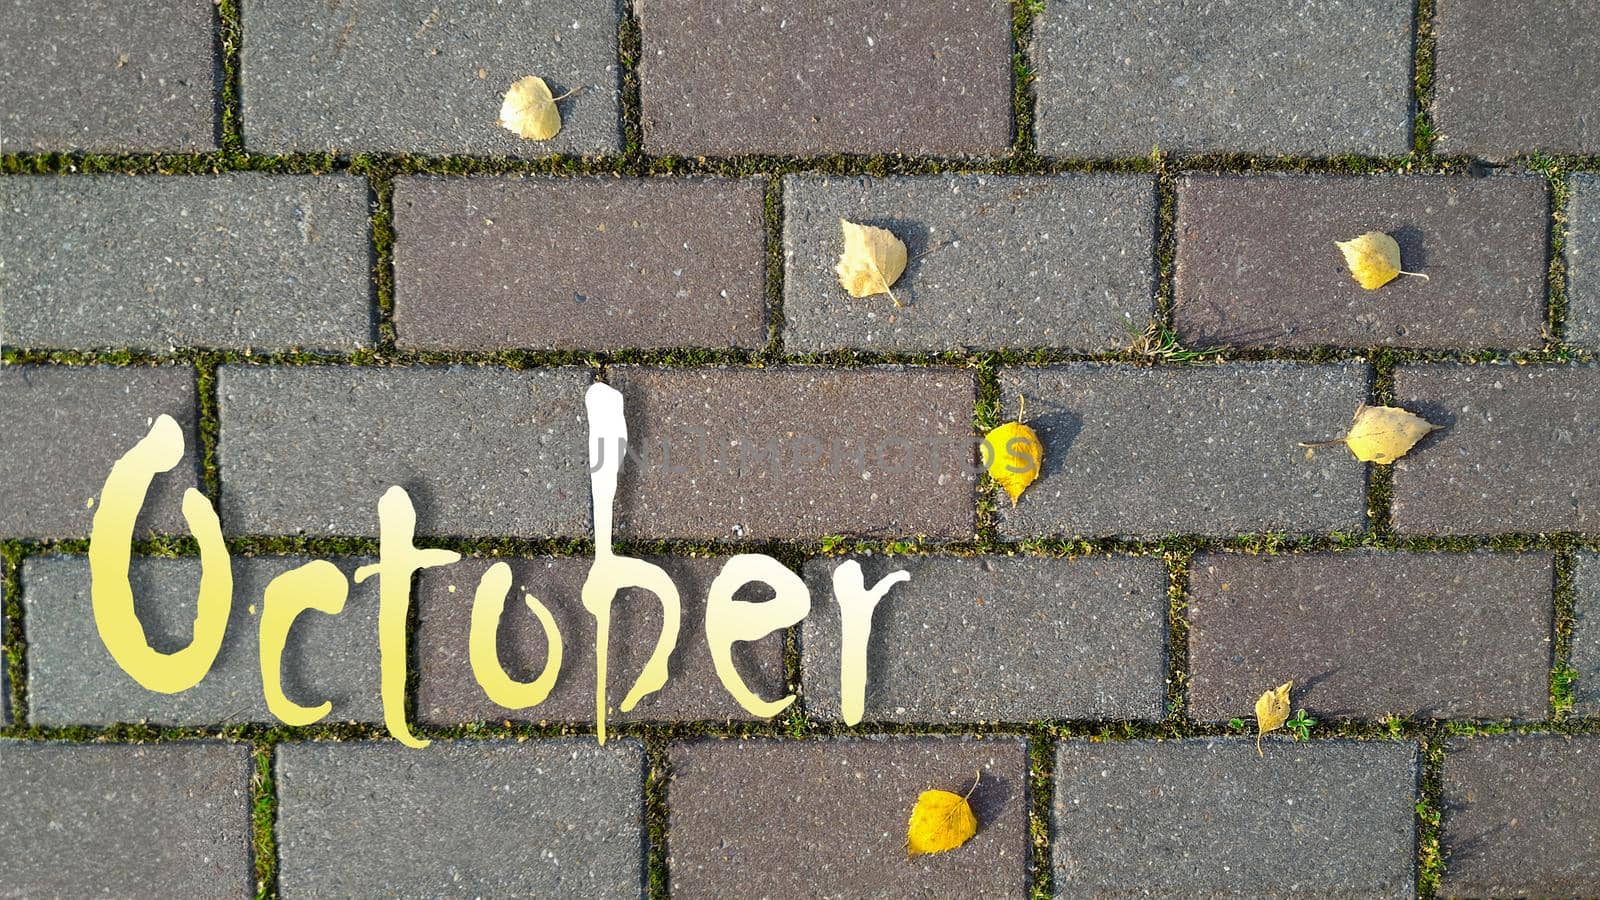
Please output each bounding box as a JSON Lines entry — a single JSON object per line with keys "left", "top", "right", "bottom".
{"left": 1392, "top": 363, "right": 1600, "bottom": 535}
{"left": 1175, "top": 175, "right": 1549, "bottom": 349}
{"left": 415, "top": 556, "right": 785, "bottom": 725}
{"left": 638, "top": 0, "right": 1012, "bottom": 156}
{"left": 1189, "top": 551, "right": 1553, "bottom": 722}
{"left": 1440, "top": 735, "right": 1600, "bottom": 896}
{"left": 607, "top": 367, "right": 977, "bottom": 541}
{"left": 669, "top": 736, "right": 1029, "bottom": 899}
{"left": 394, "top": 177, "right": 767, "bottom": 351}
{"left": 0, "top": 365, "right": 200, "bottom": 539}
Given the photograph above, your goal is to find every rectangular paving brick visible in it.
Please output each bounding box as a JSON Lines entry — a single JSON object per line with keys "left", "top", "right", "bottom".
{"left": 638, "top": 0, "right": 1012, "bottom": 156}
{"left": 0, "top": 4, "right": 217, "bottom": 152}
{"left": 1565, "top": 175, "right": 1600, "bottom": 348}
{"left": 1176, "top": 175, "right": 1549, "bottom": 349}
{"left": 0, "top": 742, "right": 253, "bottom": 897}
{"left": 1035, "top": 0, "right": 1413, "bottom": 156}
{"left": 1189, "top": 551, "right": 1553, "bottom": 722}
{"left": 1392, "top": 363, "right": 1600, "bottom": 534}
{"left": 801, "top": 554, "right": 1168, "bottom": 722}
{"left": 1, "top": 175, "right": 373, "bottom": 352}
{"left": 1434, "top": 0, "right": 1600, "bottom": 158}
{"left": 670, "top": 736, "right": 1029, "bottom": 899}
{"left": 218, "top": 365, "right": 591, "bottom": 538}
{"left": 1055, "top": 738, "right": 1418, "bottom": 896}
{"left": 1571, "top": 552, "right": 1600, "bottom": 716}
{"left": 241, "top": 0, "right": 620, "bottom": 155}
{"left": 24, "top": 555, "right": 381, "bottom": 727}
{"left": 997, "top": 362, "right": 1370, "bottom": 538}
{"left": 782, "top": 174, "right": 1157, "bottom": 353}
{"left": 1440, "top": 735, "right": 1600, "bottom": 896}
{"left": 276, "top": 739, "right": 644, "bottom": 897}
{"left": 607, "top": 367, "right": 977, "bottom": 540}
{"left": 394, "top": 177, "right": 766, "bottom": 351}
{"left": 416, "top": 556, "right": 785, "bottom": 725}
{"left": 0, "top": 366, "right": 200, "bottom": 539}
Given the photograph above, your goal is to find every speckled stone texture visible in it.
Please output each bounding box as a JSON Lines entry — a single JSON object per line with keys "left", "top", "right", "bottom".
{"left": 415, "top": 556, "right": 786, "bottom": 724}
{"left": 241, "top": 0, "right": 621, "bottom": 155}
{"left": 1035, "top": 0, "right": 1414, "bottom": 156}
{"left": 276, "top": 740, "right": 644, "bottom": 897}
{"left": 0, "top": 365, "right": 200, "bottom": 539}
{"left": 996, "top": 362, "right": 1370, "bottom": 538}
{"left": 1175, "top": 175, "right": 1549, "bottom": 349}
{"left": 607, "top": 367, "right": 977, "bottom": 540}
{"left": 1571, "top": 552, "right": 1600, "bottom": 716}
{"left": 0, "top": 742, "right": 253, "bottom": 897}
{"left": 394, "top": 177, "right": 767, "bottom": 350}
{"left": 24, "top": 556, "right": 382, "bottom": 727}
{"left": 800, "top": 555, "right": 1168, "bottom": 722}
{"left": 638, "top": 0, "right": 1012, "bottom": 156}
{"left": 218, "top": 365, "right": 592, "bottom": 538}
{"left": 1434, "top": 0, "right": 1600, "bottom": 158}
{"left": 1, "top": 175, "right": 373, "bottom": 352}
{"left": 0, "top": 2, "right": 217, "bottom": 152}
{"left": 1566, "top": 176, "right": 1600, "bottom": 348}
{"left": 782, "top": 174, "right": 1157, "bottom": 352}
{"left": 669, "top": 736, "right": 1029, "bottom": 898}
{"left": 1188, "top": 551, "right": 1553, "bottom": 722}
{"left": 1392, "top": 363, "right": 1600, "bottom": 535}
{"left": 1054, "top": 739, "right": 1419, "bottom": 896}
{"left": 1440, "top": 735, "right": 1600, "bottom": 896}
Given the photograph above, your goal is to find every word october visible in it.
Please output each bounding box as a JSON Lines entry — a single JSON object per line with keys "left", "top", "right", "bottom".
{"left": 87, "top": 383, "right": 911, "bottom": 747}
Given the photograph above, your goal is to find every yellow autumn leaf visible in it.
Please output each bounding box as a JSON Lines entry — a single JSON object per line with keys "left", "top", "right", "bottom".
{"left": 835, "top": 219, "right": 907, "bottom": 306}
{"left": 1255, "top": 680, "right": 1293, "bottom": 756}
{"left": 1303, "top": 403, "right": 1440, "bottom": 464}
{"left": 984, "top": 396, "right": 1043, "bottom": 506}
{"left": 907, "top": 785, "right": 978, "bottom": 856}
{"left": 1334, "top": 231, "right": 1428, "bottom": 290}
{"left": 498, "top": 76, "right": 570, "bottom": 141}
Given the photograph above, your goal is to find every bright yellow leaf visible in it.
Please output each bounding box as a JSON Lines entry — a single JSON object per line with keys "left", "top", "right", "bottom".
{"left": 1255, "top": 680, "right": 1293, "bottom": 756}
{"left": 835, "top": 219, "right": 907, "bottom": 305}
{"left": 907, "top": 787, "right": 978, "bottom": 856}
{"left": 1304, "top": 403, "right": 1440, "bottom": 464}
{"left": 1335, "top": 231, "right": 1428, "bottom": 290}
{"left": 984, "top": 395, "right": 1043, "bottom": 506}
{"left": 499, "top": 76, "right": 568, "bottom": 141}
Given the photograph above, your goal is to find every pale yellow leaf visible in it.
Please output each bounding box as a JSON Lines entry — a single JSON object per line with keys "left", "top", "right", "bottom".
{"left": 835, "top": 219, "right": 907, "bottom": 304}
{"left": 1335, "top": 231, "right": 1427, "bottom": 290}
{"left": 907, "top": 788, "right": 978, "bottom": 856}
{"left": 1343, "top": 403, "right": 1439, "bottom": 464}
{"left": 1255, "top": 680, "right": 1293, "bottom": 755}
{"left": 499, "top": 76, "right": 564, "bottom": 141}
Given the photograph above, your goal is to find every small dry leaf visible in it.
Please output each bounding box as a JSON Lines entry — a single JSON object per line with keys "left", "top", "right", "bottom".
{"left": 1335, "top": 231, "right": 1428, "bottom": 290}
{"left": 984, "top": 396, "right": 1043, "bottom": 506}
{"left": 907, "top": 781, "right": 979, "bottom": 856}
{"left": 1255, "top": 680, "right": 1293, "bottom": 755}
{"left": 835, "top": 219, "right": 908, "bottom": 305}
{"left": 1303, "top": 403, "right": 1440, "bottom": 464}
{"left": 498, "top": 76, "right": 567, "bottom": 141}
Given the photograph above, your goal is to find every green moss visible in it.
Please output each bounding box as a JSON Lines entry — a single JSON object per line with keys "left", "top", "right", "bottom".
{"left": 251, "top": 743, "right": 278, "bottom": 899}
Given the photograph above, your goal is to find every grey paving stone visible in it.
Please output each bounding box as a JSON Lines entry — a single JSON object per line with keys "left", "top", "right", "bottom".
{"left": 24, "top": 555, "right": 381, "bottom": 727}
{"left": 1571, "top": 552, "right": 1600, "bottom": 716}
{"left": 1566, "top": 175, "right": 1600, "bottom": 349}
{"left": 996, "top": 362, "right": 1370, "bottom": 538}
{"left": 670, "top": 736, "right": 1029, "bottom": 899}
{"left": 0, "top": 365, "right": 200, "bottom": 539}
{"left": 0, "top": 2, "right": 217, "bottom": 152}
{"left": 218, "top": 365, "right": 591, "bottom": 538}
{"left": 241, "top": 0, "right": 620, "bottom": 155}
{"left": 1035, "top": 0, "right": 1413, "bottom": 157}
{"left": 0, "top": 741, "right": 253, "bottom": 898}
{"left": 1434, "top": 0, "right": 1600, "bottom": 158}
{"left": 416, "top": 556, "right": 786, "bottom": 724}
{"left": 1175, "top": 175, "right": 1549, "bottom": 349}
{"left": 607, "top": 367, "right": 977, "bottom": 541}
{"left": 1189, "top": 551, "right": 1553, "bottom": 722}
{"left": 394, "top": 177, "right": 766, "bottom": 351}
{"left": 1440, "top": 735, "right": 1600, "bottom": 896}
{"left": 276, "top": 739, "right": 644, "bottom": 898}
{"left": 638, "top": 0, "right": 1012, "bottom": 156}
{"left": 782, "top": 174, "right": 1157, "bottom": 353}
{"left": 1, "top": 176, "right": 373, "bottom": 352}
{"left": 800, "top": 555, "right": 1168, "bottom": 722}
{"left": 1054, "top": 738, "right": 1418, "bottom": 896}
{"left": 1392, "top": 363, "right": 1600, "bottom": 534}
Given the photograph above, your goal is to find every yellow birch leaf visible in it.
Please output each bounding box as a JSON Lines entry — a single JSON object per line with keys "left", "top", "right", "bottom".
{"left": 835, "top": 219, "right": 908, "bottom": 305}
{"left": 985, "top": 421, "right": 1042, "bottom": 505}
{"left": 1255, "top": 680, "right": 1293, "bottom": 756}
{"left": 499, "top": 76, "right": 566, "bottom": 141}
{"left": 1335, "top": 231, "right": 1428, "bottom": 290}
{"left": 907, "top": 788, "right": 978, "bottom": 856}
